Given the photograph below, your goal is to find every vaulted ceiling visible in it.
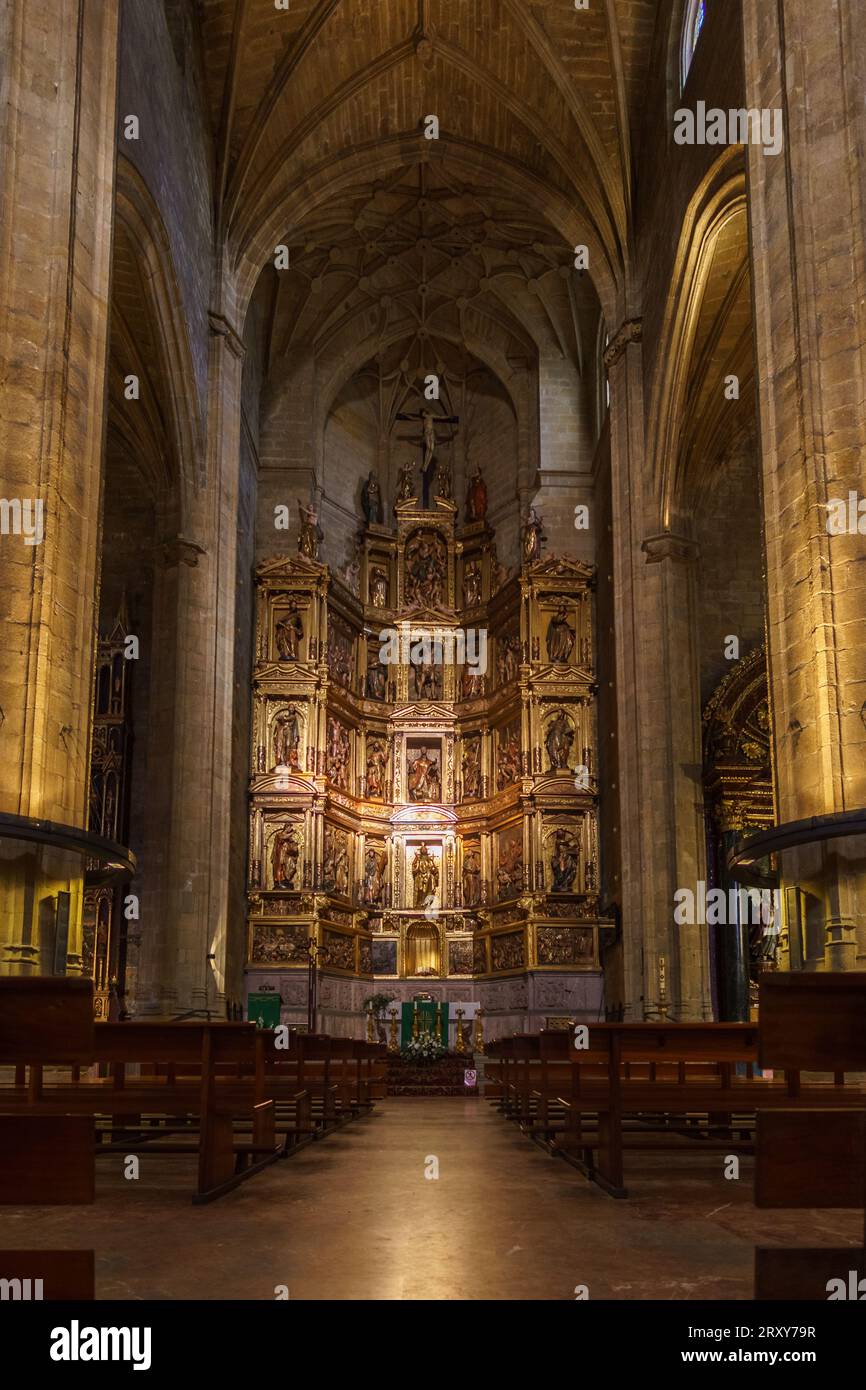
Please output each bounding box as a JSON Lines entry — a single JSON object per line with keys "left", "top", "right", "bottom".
{"left": 199, "top": 0, "right": 662, "bottom": 326}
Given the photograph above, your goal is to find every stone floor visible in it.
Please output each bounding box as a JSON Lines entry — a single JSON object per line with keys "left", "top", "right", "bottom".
{"left": 3, "top": 1097, "right": 862, "bottom": 1300}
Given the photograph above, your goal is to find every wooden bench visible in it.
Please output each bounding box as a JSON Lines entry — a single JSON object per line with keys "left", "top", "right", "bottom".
{"left": 2, "top": 979, "right": 386, "bottom": 1203}
{"left": 487, "top": 1021, "right": 864, "bottom": 1197}
{"left": 263, "top": 1032, "right": 386, "bottom": 1137}
{"left": 3, "top": 1018, "right": 285, "bottom": 1203}
{"left": 0, "top": 976, "right": 95, "bottom": 1204}
{"left": 754, "top": 972, "right": 866, "bottom": 1300}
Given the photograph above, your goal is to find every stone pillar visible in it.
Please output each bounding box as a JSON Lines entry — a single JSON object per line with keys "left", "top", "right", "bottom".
{"left": 606, "top": 322, "right": 712, "bottom": 1019}
{"left": 0, "top": 0, "right": 119, "bottom": 970}
{"left": 743, "top": 0, "right": 866, "bottom": 967}
{"left": 134, "top": 312, "right": 245, "bottom": 1016}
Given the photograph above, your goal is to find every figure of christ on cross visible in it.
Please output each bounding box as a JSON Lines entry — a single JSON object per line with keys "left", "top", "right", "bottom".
{"left": 395, "top": 406, "right": 460, "bottom": 508}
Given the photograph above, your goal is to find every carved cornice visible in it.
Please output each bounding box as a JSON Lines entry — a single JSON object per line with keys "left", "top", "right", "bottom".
{"left": 159, "top": 537, "right": 206, "bottom": 568}
{"left": 641, "top": 532, "right": 699, "bottom": 565}
{"left": 208, "top": 310, "right": 246, "bottom": 360}
{"left": 603, "top": 318, "right": 643, "bottom": 369}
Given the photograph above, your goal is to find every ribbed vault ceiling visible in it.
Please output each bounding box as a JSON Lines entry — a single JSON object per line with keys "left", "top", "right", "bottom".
{"left": 200, "top": 0, "right": 661, "bottom": 310}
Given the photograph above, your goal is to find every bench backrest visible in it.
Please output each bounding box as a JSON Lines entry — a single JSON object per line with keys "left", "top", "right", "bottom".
{"left": 759, "top": 972, "right": 866, "bottom": 1071}
{"left": 0, "top": 977, "right": 94, "bottom": 1064}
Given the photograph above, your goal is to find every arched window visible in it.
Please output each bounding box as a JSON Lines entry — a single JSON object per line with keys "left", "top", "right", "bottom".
{"left": 681, "top": 0, "right": 706, "bottom": 88}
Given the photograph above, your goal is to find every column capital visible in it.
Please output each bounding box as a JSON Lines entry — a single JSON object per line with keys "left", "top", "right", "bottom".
{"left": 603, "top": 318, "right": 643, "bottom": 369}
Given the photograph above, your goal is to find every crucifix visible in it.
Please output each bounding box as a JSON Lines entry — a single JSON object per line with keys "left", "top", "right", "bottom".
{"left": 395, "top": 406, "right": 460, "bottom": 507}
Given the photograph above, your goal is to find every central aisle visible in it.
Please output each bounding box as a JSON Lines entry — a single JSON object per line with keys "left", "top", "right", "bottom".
{"left": 12, "top": 1097, "right": 857, "bottom": 1299}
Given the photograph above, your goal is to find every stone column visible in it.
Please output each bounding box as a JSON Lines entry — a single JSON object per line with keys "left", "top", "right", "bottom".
{"left": 134, "top": 313, "right": 245, "bottom": 1016}
{"left": 743, "top": 0, "right": 866, "bottom": 967}
{"left": 0, "top": 0, "right": 119, "bottom": 970}
{"left": 606, "top": 322, "right": 712, "bottom": 1019}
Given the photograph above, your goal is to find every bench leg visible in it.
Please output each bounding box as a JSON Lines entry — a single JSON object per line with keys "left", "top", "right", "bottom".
{"left": 595, "top": 1111, "right": 626, "bottom": 1198}
{"left": 197, "top": 1113, "right": 235, "bottom": 1199}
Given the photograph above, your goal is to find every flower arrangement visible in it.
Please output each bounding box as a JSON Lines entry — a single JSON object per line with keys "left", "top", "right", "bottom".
{"left": 401, "top": 1031, "right": 446, "bottom": 1064}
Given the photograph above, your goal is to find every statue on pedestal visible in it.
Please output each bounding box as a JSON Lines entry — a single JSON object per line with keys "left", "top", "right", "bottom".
{"left": 363, "top": 847, "right": 387, "bottom": 905}
{"left": 395, "top": 461, "right": 415, "bottom": 506}
{"left": 521, "top": 506, "right": 543, "bottom": 565}
{"left": 546, "top": 602, "right": 576, "bottom": 664}
{"left": 462, "top": 847, "right": 481, "bottom": 906}
{"left": 366, "top": 738, "right": 388, "bottom": 797}
{"left": 465, "top": 466, "right": 488, "bottom": 523}
{"left": 275, "top": 601, "right": 303, "bottom": 661}
{"left": 435, "top": 456, "right": 453, "bottom": 501}
{"left": 273, "top": 705, "right": 300, "bottom": 769}
{"left": 464, "top": 559, "right": 482, "bottom": 607}
{"left": 546, "top": 710, "right": 574, "bottom": 771}
{"left": 550, "top": 829, "right": 580, "bottom": 892}
{"left": 369, "top": 567, "right": 389, "bottom": 608}
{"left": 271, "top": 825, "right": 300, "bottom": 888}
{"left": 362, "top": 471, "right": 383, "bottom": 524}
{"left": 412, "top": 843, "right": 439, "bottom": 909}
{"left": 298, "top": 500, "right": 324, "bottom": 560}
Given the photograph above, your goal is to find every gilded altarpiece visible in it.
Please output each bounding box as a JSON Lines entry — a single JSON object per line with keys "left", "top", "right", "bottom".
{"left": 245, "top": 492, "right": 609, "bottom": 1030}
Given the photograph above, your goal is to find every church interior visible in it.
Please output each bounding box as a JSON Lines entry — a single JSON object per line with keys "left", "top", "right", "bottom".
{"left": 1, "top": 0, "right": 865, "bottom": 1323}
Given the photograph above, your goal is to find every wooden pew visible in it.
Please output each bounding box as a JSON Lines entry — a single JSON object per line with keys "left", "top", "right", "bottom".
{"left": 1, "top": 1014, "right": 284, "bottom": 1203}
{"left": 1, "top": 981, "right": 384, "bottom": 1203}
{"left": 487, "top": 1020, "right": 864, "bottom": 1198}
{"left": 0, "top": 977, "right": 95, "bottom": 1204}
{"left": 754, "top": 972, "right": 866, "bottom": 1300}
{"left": 262, "top": 1032, "right": 386, "bottom": 1136}
{"left": 0, "top": 1249, "right": 95, "bottom": 1300}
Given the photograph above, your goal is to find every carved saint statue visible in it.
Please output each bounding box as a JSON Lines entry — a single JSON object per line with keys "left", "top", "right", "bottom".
{"left": 550, "top": 829, "right": 580, "bottom": 893}
{"left": 334, "top": 838, "right": 350, "bottom": 897}
{"left": 341, "top": 551, "right": 360, "bottom": 596}
{"left": 521, "top": 506, "right": 543, "bottom": 565}
{"left": 497, "top": 635, "right": 520, "bottom": 686}
{"left": 275, "top": 601, "right": 303, "bottom": 661}
{"left": 271, "top": 825, "right": 300, "bottom": 889}
{"left": 410, "top": 659, "right": 441, "bottom": 702}
{"left": 361, "top": 470, "right": 383, "bottom": 524}
{"left": 298, "top": 500, "right": 324, "bottom": 560}
{"left": 327, "top": 717, "right": 350, "bottom": 789}
{"left": 462, "top": 737, "right": 481, "bottom": 799}
{"left": 412, "top": 843, "right": 439, "bottom": 909}
{"left": 273, "top": 705, "right": 300, "bottom": 769}
{"left": 395, "top": 461, "right": 415, "bottom": 505}
{"left": 464, "top": 559, "right": 482, "bottom": 607}
{"left": 546, "top": 602, "right": 576, "bottom": 664}
{"left": 465, "top": 466, "right": 488, "bottom": 523}
{"left": 496, "top": 728, "right": 522, "bottom": 790}
{"left": 366, "top": 739, "right": 387, "bottom": 798}
{"left": 462, "top": 668, "right": 485, "bottom": 699}
{"left": 408, "top": 749, "right": 440, "bottom": 802}
{"left": 435, "top": 456, "right": 453, "bottom": 500}
{"left": 546, "top": 710, "right": 574, "bottom": 771}
{"left": 462, "top": 848, "right": 481, "bottom": 907}
{"left": 365, "top": 645, "right": 387, "bottom": 700}
{"left": 363, "top": 847, "right": 387, "bottom": 906}
{"left": 369, "top": 567, "right": 388, "bottom": 608}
